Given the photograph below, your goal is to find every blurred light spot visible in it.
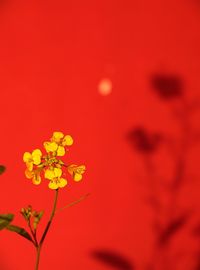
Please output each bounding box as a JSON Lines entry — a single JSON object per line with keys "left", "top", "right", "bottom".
{"left": 98, "top": 78, "right": 112, "bottom": 96}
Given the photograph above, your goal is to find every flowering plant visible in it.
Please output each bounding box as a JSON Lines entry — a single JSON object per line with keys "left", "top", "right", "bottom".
{"left": 0, "top": 132, "right": 87, "bottom": 270}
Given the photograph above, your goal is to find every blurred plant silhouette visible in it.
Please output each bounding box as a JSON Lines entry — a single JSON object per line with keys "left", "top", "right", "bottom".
{"left": 0, "top": 165, "right": 6, "bottom": 175}
{"left": 151, "top": 73, "right": 183, "bottom": 100}
{"left": 127, "top": 128, "right": 163, "bottom": 154}
{"left": 91, "top": 249, "right": 134, "bottom": 270}
{"left": 128, "top": 72, "right": 200, "bottom": 270}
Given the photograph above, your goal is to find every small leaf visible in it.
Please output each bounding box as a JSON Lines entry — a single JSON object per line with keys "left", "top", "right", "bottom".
{"left": 0, "top": 214, "right": 14, "bottom": 230}
{"left": 6, "top": 224, "right": 34, "bottom": 244}
{"left": 0, "top": 165, "right": 6, "bottom": 175}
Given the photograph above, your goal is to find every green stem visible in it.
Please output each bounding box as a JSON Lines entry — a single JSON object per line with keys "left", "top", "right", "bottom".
{"left": 35, "top": 246, "right": 41, "bottom": 270}
{"left": 34, "top": 189, "right": 59, "bottom": 270}
{"left": 28, "top": 220, "right": 38, "bottom": 247}
{"left": 56, "top": 193, "right": 90, "bottom": 214}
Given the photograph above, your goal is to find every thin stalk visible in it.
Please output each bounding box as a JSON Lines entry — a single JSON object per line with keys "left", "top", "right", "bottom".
{"left": 35, "top": 245, "right": 41, "bottom": 270}
{"left": 56, "top": 193, "right": 90, "bottom": 214}
{"left": 34, "top": 189, "right": 59, "bottom": 270}
{"left": 28, "top": 220, "right": 38, "bottom": 247}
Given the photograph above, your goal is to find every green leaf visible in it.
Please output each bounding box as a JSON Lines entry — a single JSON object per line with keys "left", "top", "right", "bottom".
{"left": 0, "top": 165, "right": 6, "bottom": 175}
{"left": 0, "top": 214, "right": 14, "bottom": 230}
{"left": 6, "top": 224, "right": 34, "bottom": 244}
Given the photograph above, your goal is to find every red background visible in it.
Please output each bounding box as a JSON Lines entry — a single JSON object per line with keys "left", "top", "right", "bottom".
{"left": 0, "top": 1, "right": 200, "bottom": 270}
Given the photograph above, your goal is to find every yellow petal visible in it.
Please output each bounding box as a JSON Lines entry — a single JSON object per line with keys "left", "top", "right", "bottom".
{"left": 76, "top": 165, "right": 86, "bottom": 175}
{"left": 57, "top": 146, "right": 65, "bottom": 156}
{"left": 45, "top": 169, "right": 55, "bottom": 180}
{"left": 52, "top": 132, "right": 64, "bottom": 143}
{"left": 32, "top": 155, "right": 41, "bottom": 165}
{"left": 74, "top": 173, "right": 83, "bottom": 182}
{"left": 25, "top": 169, "right": 33, "bottom": 179}
{"left": 58, "top": 178, "right": 67, "bottom": 188}
{"left": 32, "top": 149, "right": 42, "bottom": 157}
{"left": 23, "top": 152, "right": 32, "bottom": 162}
{"left": 32, "top": 174, "right": 41, "bottom": 185}
{"left": 44, "top": 141, "right": 58, "bottom": 153}
{"left": 54, "top": 167, "right": 62, "bottom": 178}
{"left": 48, "top": 181, "right": 59, "bottom": 190}
{"left": 26, "top": 162, "right": 33, "bottom": 171}
{"left": 63, "top": 135, "right": 73, "bottom": 146}
{"left": 67, "top": 164, "right": 77, "bottom": 175}
{"left": 67, "top": 164, "right": 86, "bottom": 176}
{"left": 32, "top": 149, "right": 42, "bottom": 165}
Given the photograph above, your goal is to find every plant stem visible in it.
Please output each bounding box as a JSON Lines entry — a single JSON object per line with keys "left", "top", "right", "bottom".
{"left": 35, "top": 245, "right": 41, "bottom": 270}
{"left": 28, "top": 220, "right": 38, "bottom": 247}
{"left": 56, "top": 193, "right": 90, "bottom": 214}
{"left": 34, "top": 189, "right": 59, "bottom": 270}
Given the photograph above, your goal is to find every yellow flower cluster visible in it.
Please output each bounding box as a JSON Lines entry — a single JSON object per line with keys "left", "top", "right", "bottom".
{"left": 23, "top": 132, "right": 86, "bottom": 190}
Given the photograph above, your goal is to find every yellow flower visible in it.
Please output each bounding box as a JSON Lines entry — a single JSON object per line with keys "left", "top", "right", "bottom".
{"left": 51, "top": 132, "right": 65, "bottom": 143}
{"left": 45, "top": 167, "right": 67, "bottom": 189}
{"left": 51, "top": 132, "right": 73, "bottom": 156}
{"left": 23, "top": 132, "right": 84, "bottom": 189}
{"left": 52, "top": 132, "right": 73, "bottom": 145}
{"left": 25, "top": 169, "right": 41, "bottom": 185}
{"left": 23, "top": 149, "right": 42, "bottom": 171}
{"left": 43, "top": 141, "right": 58, "bottom": 153}
{"left": 67, "top": 164, "right": 86, "bottom": 182}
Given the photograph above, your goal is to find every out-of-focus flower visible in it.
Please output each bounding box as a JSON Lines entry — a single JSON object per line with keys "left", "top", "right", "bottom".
{"left": 151, "top": 73, "right": 183, "bottom": 100}
{"left": 127, "top": 127, "right": 162, "bottom": 154}
{"left": 23, "top": 149, "right": 42, "bottom": 171}
{"left": 45, "top": 167, "right": 67, "bottom": 189}
{"left": 67, "top": 164, "right": 86, "bottom": 181}
{"left": 25, "top": 169, "right": 41, "bottom": 185}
